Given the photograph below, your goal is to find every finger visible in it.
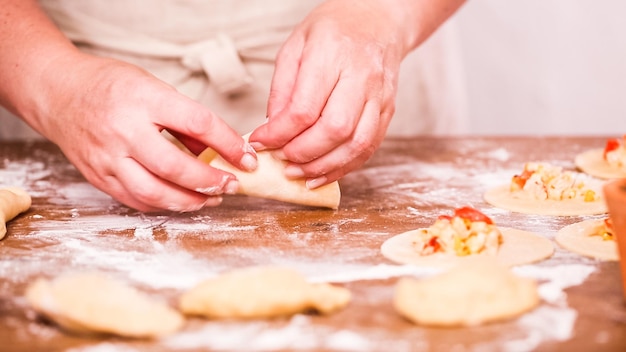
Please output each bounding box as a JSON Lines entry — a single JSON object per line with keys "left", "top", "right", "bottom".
{"left": 266, "top": 36, "right": 304, "bottom": 120}
{"left": 285, "top": 98, "right": 385, "bottom": 182}
{"left": 127, "top": 128, "right": 240, "bottom": 197}
{"left": 71, "top": 157, "right": 160, "bottom": 212}
{"left": 275, "top": 72, "right": 371, "bottom": 164}
{"left": 306, "top": 153, "right": 366, "bottom": 190}
{"left": 154, "top": 92, "right": 257, "bottom": 171}
{"left": 86, "top": 159, "right": 208, "bottom": 213}
{"left": 249, "top": 44, "right": 340, "bottom": 150}
{"left": 98, "top": 173, "right": 162, "bottom": 212}
{"left": 166, "top": 129, "right": 207, "bottom": 156}
{"left": 113, "top": 156, "right": 223, "bottom": 212}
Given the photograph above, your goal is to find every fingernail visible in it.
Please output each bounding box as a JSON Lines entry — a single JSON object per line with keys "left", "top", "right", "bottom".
{"left": 243, "top": 142, "right": 257, "bottom": 155}
{"left": 284, "top": 165, "right": 305, "bottom": 178}
{"left": 306, "top": 176, "right": 327, "bottom": 190}
{"left": 195, "top": 185, "right": 221, "bottom": 195}
{"left": 224, "top": 180, "right": 239, "bottom": 194}
{"left": 248, "top": 142, "right": 266, "bottom": 151}
{"left": 272, "top": 149, "right": 287, "bottom": 160}
{"left": 169, "top": 204, "right": 201, "bottom": 213}
{"left": 202, "top": 196, "right": 223, "bottom": 208}
{"left": 240, "top": 153, "right": 257, "bottom": 171}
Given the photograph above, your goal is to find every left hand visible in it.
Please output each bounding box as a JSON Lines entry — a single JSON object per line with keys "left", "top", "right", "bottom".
{"left": 249, "top": 0, "right": 416, "bottom": 189}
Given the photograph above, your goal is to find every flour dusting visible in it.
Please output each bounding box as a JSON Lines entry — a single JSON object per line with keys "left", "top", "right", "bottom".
{"left": 514, "top": 264, "right": 596, "bottom": 305}
{"left": 163, "top": 315, "right": 373, "bottom": 351}
{"left": 67, "top": 343, "right": 141, "bottom": 352}
{"left": 503, "top": 306, "right": 577, "bottom": 352}
{"left": 0, "top": 141, "right": 613, "bottom": 351}
{"left": 308, "top": 264, "right": 440, "bottom": 283}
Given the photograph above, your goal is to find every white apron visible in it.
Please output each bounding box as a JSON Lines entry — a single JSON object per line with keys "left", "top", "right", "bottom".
{"left": 0, "top": 0, "right": 468, "bottom": 140}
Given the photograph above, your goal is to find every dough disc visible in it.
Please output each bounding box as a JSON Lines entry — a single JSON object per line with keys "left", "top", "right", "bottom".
{"left": 484, "top": 185, "right": 607, "bottom": 216}
{"left": 575, "top": 148, "right": 626, "bottom": 180}
{"left": 381, "top": 227, "right": 554, "bottom": 268}
{"left": 555, "top": 218, "right": 618, "bottom": 261}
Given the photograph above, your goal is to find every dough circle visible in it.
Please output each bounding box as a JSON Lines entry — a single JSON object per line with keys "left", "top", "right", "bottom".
{"left": 555, "top": 219, "right": 618, "bottom": 261}
{"left": 484, "top": 185, "right": 607, "bottom": 216}
{"left": 179, "top": 266, "right": 351, "bottom": 319}
{"left": 25, "top": 273, "right": 184, "bottom": 338}
{"left": 393, "top": 258, "right": 539, "bottom": 327}
{"left": 575, "top": 148, "right": 626, "bottom": 180}
{"left": 381, "top": 227, "right": 554, "bottom": 268}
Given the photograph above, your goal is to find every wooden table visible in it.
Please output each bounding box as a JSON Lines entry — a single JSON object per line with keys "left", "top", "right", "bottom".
{"left": 1, "top": 136, "right": 625, "bottom": 351}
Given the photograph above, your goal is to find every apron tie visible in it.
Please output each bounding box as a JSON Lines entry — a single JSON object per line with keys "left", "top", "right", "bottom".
{"left": 181, "top": 34, "right": 253, "bottom": 96}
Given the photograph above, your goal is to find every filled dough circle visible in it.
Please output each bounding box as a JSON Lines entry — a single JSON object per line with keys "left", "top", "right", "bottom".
{"left": 555, "top": 219, "right": 618, "bottom": 261}
{"left": 381, "top": 227, "right": 554, "bottom": 268}
{"left": 394, "top": 258, "right": 539, "bottom": 327}
{"left": 484, "top": 185, "right": 607, "bottom": 216}
{"left": 575, "top": 149, "right": 626, "bottom": 180}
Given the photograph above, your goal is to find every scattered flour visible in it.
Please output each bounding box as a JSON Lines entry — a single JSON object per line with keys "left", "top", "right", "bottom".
{"left": 0, "top": 146, "right": 604, "bottom": 351}
{"left": 487, "top": 148, "right": 512, "bottom": 162}
{"left": 162, "top": 316, "right": 374, "bottom": 351}
{"left": 503, "top": 306, "right": 578, "bottom": 352}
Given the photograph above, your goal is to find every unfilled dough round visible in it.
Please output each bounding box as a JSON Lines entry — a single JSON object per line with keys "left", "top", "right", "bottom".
{"left": 179, "top": 266, "right": 351, "bottom": 319}
{"left": 575, "top": 148, "right": 626, "bottom": 180}
{"left": 25, "top": 273, "right": 184, "bottom": 338}
{"left": 381, "top": 227, "right": 554, "bottom": 268}
{"left": 393, "top": 258, "right": 539, "bottom": 327}
{"left": 484, "top": 185, "right": 607, "bottom": 216}
{"left": 555, "top": 218, "right": 618, "bottom": 261}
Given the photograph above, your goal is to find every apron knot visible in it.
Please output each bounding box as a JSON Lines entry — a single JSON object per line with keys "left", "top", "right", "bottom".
{"left": 182, "top": 34, "right": 253, "bottom": 96}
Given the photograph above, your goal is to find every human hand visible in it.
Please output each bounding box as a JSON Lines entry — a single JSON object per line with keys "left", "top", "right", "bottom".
{"left": 31, "top": 53, "right": 257, "bottom": 212}
{"left": 249, "top": 0, "right": 419, "bottom": 189}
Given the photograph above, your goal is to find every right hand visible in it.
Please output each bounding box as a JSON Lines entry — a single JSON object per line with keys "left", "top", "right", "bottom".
{"left": 30, "top": 52, "right": 257, "bottom": 212}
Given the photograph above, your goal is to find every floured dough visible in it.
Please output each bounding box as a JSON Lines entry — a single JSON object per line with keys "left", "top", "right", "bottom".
{"left": 198, "top": 137, "right": 341, "bottom": 209}
{"left": 0, "top": 186, "right": 32, "bottom": 240}
{"left": 381, "top": 227, "right": 554, "bottom": 268}
{"left": 575, "top": 149, "right": 626, "bottom": 180}
{"left": 484, "top": 185, "right": 607, "bottom": 216}
{"left": 25, "top": 272, "right": 184, "bottom": 338}
{"left": 394, "top": 258, "right": 539, "bottom": 327}
{"left": 556, "top": 218, "right": 618, "bottom": 261}
{"left": 179, "top": 266, "right": 351, "bottom": 319}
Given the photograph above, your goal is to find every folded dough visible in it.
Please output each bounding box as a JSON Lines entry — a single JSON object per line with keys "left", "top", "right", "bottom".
{"left": 179, "top": 266, "right": 351, "bottom": 319}
{"left": 394, "top": 258, "right": 539, "bottom": 327}
{"left": 25, "top": 272, "right": 184, "bottom": 338}
{"left": 0, "top": 187, "right": 32, "bottom": 240}
{"left": 198, "top": 140, "right": 341, "bottom": 209}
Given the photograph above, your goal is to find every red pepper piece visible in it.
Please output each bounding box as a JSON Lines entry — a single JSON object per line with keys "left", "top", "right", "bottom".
{"left": 603, "top": 138, "right": 621, "bottom": 160}
{"left": 427, "top": 236, "right": 441, "bottom": 252}
{"left": 437, "top": 214, "right": 453, "bottom": 221}
{"left": 512, "top": 169, "right": 534, "bottom": 189}
{"left": 453, "top": 206, "right": 494, "bottom": 224}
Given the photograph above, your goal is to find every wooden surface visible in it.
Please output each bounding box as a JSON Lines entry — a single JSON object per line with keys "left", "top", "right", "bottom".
{"left": 1, "top": 136, "right": 626, "bottom": 351}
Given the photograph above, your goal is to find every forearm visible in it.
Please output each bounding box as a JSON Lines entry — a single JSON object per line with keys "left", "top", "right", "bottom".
{"left": 0, "top": 0, "right": 79, "bottom": 128}
{"left": 388, "top": 0, "right": 466, "bottom": 55}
